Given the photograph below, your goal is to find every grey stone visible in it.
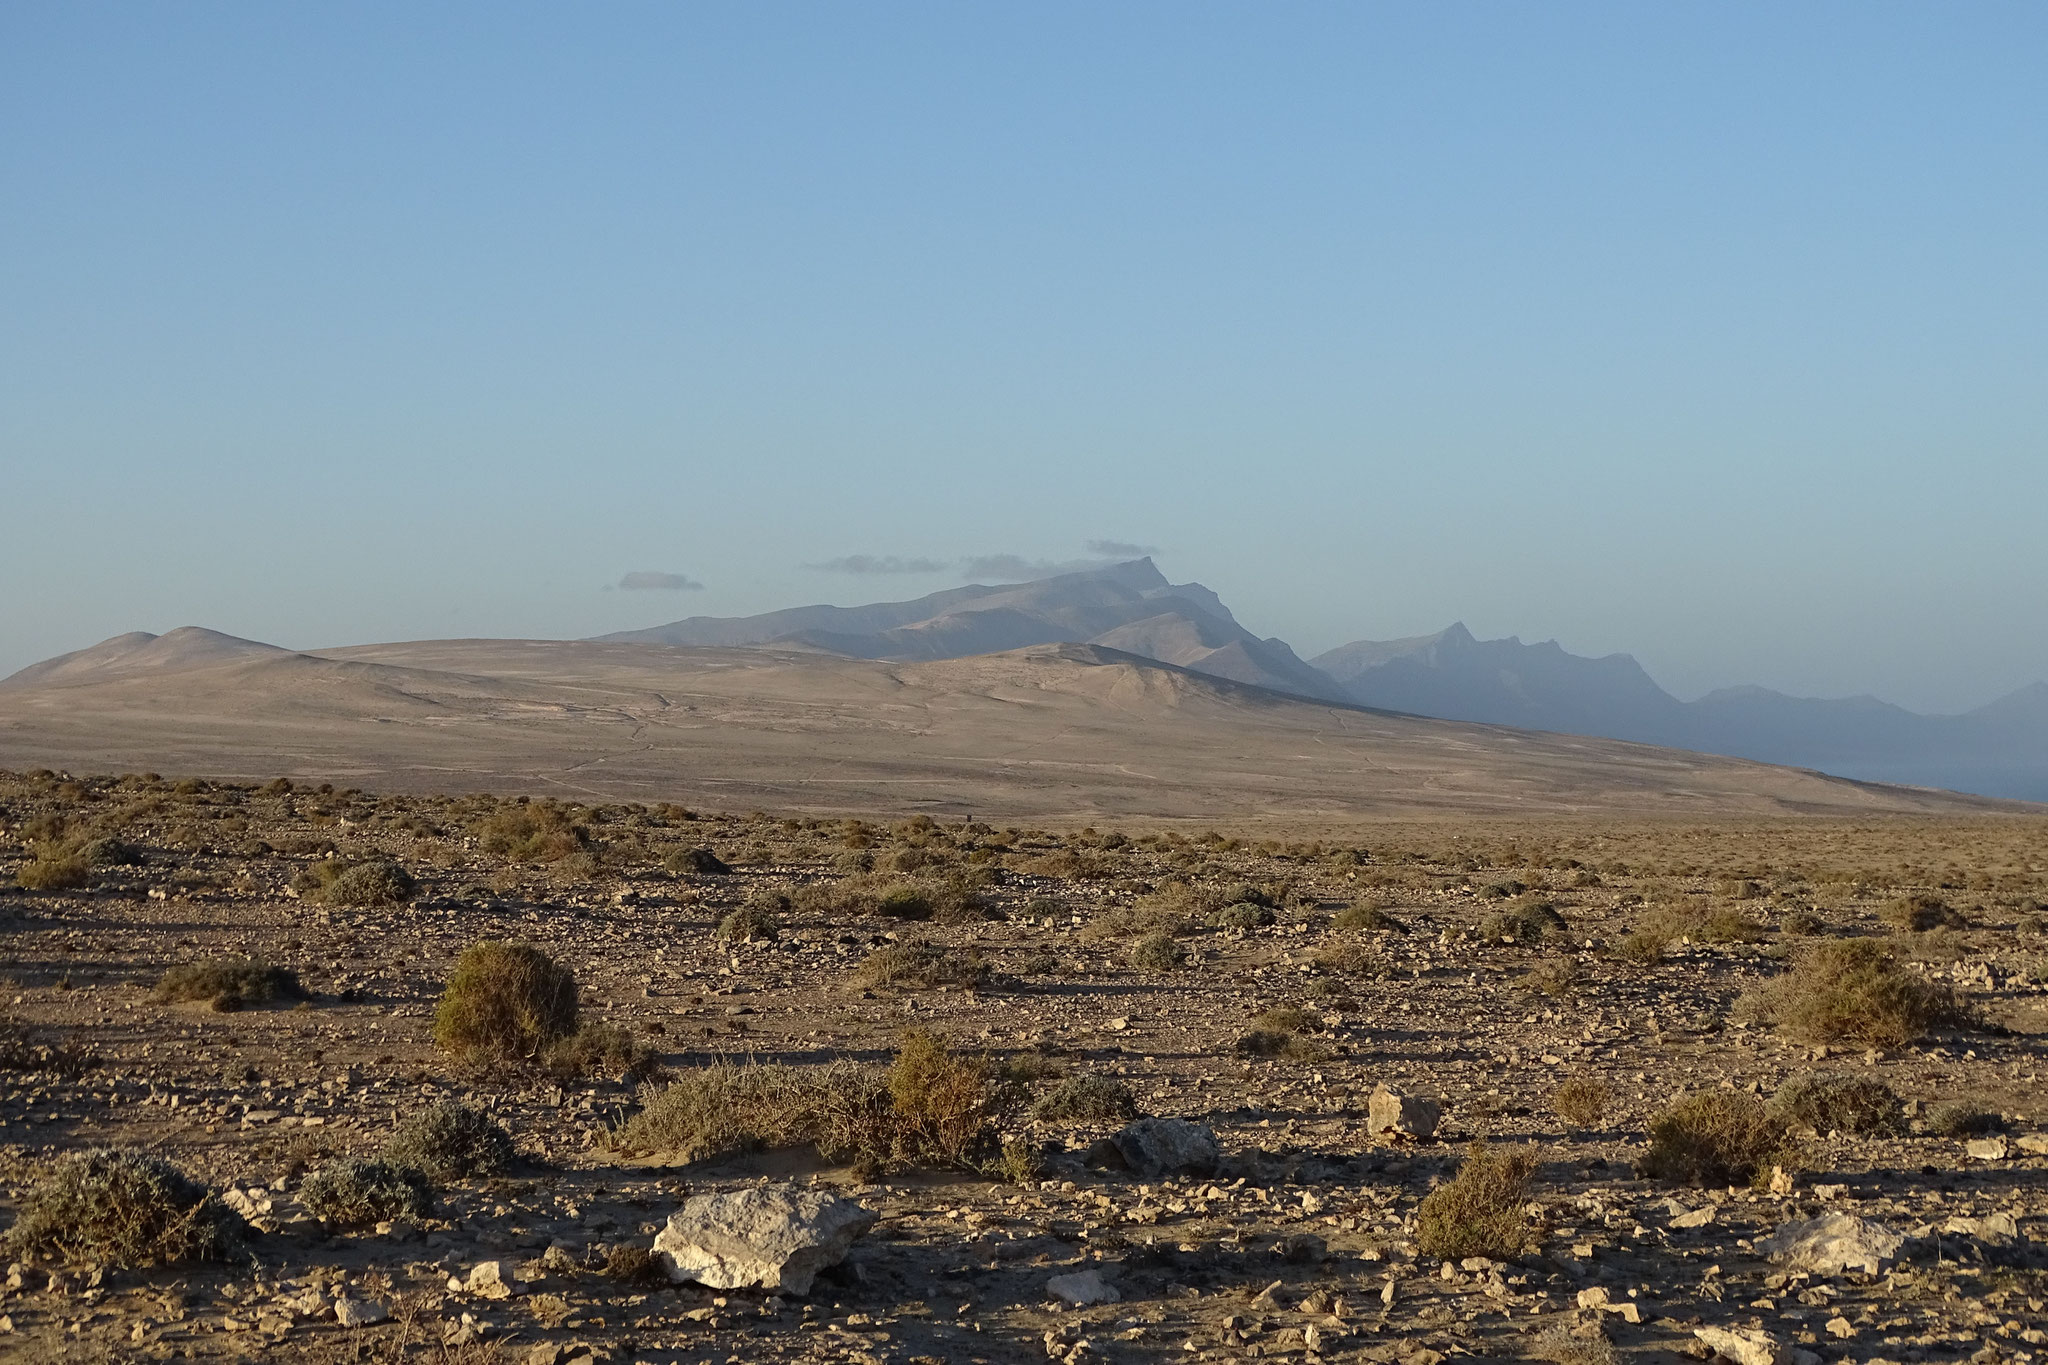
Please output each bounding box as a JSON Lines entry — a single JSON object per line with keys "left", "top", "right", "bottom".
{"left": 1109, "top": 1118, "right": 1221, "bottom": 1178}
{"left": 1756, "top": 1213, "right": 1903, "bottom": 1277}
{"left": 654, "top": 1184, "right": 876, "bottom": 1296}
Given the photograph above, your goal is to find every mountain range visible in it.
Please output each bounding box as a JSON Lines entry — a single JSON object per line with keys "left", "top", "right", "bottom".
{"left": 603, "top": 558, "right": 2048, "bottom": 802}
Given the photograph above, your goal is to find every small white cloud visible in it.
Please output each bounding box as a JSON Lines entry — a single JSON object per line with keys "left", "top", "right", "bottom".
{"left": 618, "top": 571, "right": 705, "bottom": 591}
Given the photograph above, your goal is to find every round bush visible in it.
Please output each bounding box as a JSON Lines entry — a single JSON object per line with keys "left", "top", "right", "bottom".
{"left": 1214, "top": 902, "right": 1276, "bottom": 930}
{"left": 323, "top": 859, "right": 417, "bottom": 906}
{"left": 300, "top": 1158, "right": 433, "bottom": 1228}
{"left": 433, "top": 940, "right": 580, "bottom": 1060}
{"left": 382, "top": 1101, "right": 517, "bottom": 1181}
{"left": 2, "top": 1148, "right": 244, "bottom": 1267}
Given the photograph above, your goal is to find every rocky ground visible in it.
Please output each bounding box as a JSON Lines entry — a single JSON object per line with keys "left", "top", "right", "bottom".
{"left": 0, "top": 769, "right": 2044, "bottom": 1365}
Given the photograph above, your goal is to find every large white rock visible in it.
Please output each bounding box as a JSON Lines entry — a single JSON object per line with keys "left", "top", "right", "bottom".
{"left": 1755, "top": 1212, "right": 1903, "bottom": 1276}
{"left": 1109, "top": 1118, "right": 1221, "bottom": 1178}
{"left": 654, "top": 1185, "right": 877, "bottom": 1296}
{"left": 1694, "top": 1325, "right": 1784, "bottom": 1365}
{"left": 1045, "top": 1269, "right": 1120, "bottom": 1306}
{"left": 1368, "top": 1085, "right": 1441, "bottom": 1139}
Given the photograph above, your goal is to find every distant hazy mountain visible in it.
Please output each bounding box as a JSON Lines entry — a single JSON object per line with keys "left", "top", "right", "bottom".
{"left": 1313, "top": 625, "right": 2048, "bottom": 802}
{"left": 598, "top": 558, "right": 1354, "bottom": 704}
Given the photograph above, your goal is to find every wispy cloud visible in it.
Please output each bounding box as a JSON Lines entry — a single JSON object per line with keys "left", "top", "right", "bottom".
{"left": 803, "top": 555, "right": 951, "bottom": 575}
{"left": 617, "top": 570, "right": 705, "bottom": 591}
{"left": 1085, "top": 539, "right": 1158, "bottom": 558}
{"left": 803, "top": 544, "right": 1160, "bottom": 583}
{"left": 958, "top": 554, "right": 1099, "bottom": 581}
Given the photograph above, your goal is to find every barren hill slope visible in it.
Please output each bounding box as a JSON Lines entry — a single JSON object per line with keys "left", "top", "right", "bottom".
{"left": 0, "top": 631, "right": 2023, "bottom": 823}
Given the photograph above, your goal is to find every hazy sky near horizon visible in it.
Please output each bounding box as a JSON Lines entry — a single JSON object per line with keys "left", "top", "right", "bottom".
{"left": 4, "top": 4, "right": 2045, "bottom": 713}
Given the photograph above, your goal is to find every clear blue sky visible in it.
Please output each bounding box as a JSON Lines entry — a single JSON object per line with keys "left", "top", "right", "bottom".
{"left": 4, "top": 3, "right": 2044, "bottom": 712}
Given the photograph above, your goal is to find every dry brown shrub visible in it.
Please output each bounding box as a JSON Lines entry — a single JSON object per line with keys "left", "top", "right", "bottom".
{"left": 1415, "top": 1142, "right": 1539, "bottom": 1260}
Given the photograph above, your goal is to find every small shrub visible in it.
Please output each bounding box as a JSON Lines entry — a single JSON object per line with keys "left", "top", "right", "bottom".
{"left": 545, "top": 1020, "right": 665, "bottom": 1084}
{"left": 1234, "top": 1006, "right": 1328, "bottom": 1061}
{"left": 1414, "top": 1142, "right": 1539, "bottom": 1261}
{"left": 1767, "top": 1072, "right": 1901, "bottom": 1136}
{"left": 15, "top": 854, "right": 90, "bottom": 891}
{"left": 1882, "top": 894, "right": 1963, "bottom": 933}
{"left": 852, "top": 941, "right": 989, "bottom": 991}
{"left": 77, "top": 836, "right": 144, "bottom": 867}
{"left": 1331, "top": 902, "right": 1405, "bottom": 933}
{"left": 3, "top": 1149, "right": 245, "bottom": 1267}
{"left": 477, "top": 805, "right": 589, "bottom": 863}
{"left": 433, "top": 940, "right": 580, "bottom": 1060}
{"left": 1521, "top": 961, "right": 1580, "bottom": 997}
{"left": 1733, "top": 938, "right": 1968, "bottom": 1046}
{"left": 1129, "top": 930, "right": 1184, "bottom": 972}
{"left": 1476, "top": 897, "right": 1566, "bottom": 944}
{"left": 1924, "top": 1101, "right": 1999, "bottom": 1138}
{"left": 716, "top": 901, "right": 779, "bottom": 943}
{"left": 1611, "top": 930, "right": 1667, "bottom": 964}
{"left": 1780, "top": 910, "right": 1825, "bottom": 937}
{"left": 877, "top": 886, "right": 935, "bottom": 920}
{"left": 1314, "top": 934, "right": 1387, "bottom": 976}
{"left": 665, "top": 846, "right": 731, "bottom": 876}
{"left": 1639, "top": 1091, "right": 1793, "bottom": 1186}
{"left": 383, "top": 1101, "right": 517, "bottom": 1181}
{"left": 1031, "top": 1074, "right": 1138, "bottom": 1124}
{"left": 1530, "top": 1323, "right": 1620, "bottom": 1365}
{"left": 604, "top": 1243, "right": 666, "bottom": 1286}
{"left": 1551, "top": 1075, "right": 1611, "bottom": 1129}
{"left": 154, "top": 958, "right": 304, "bottom": 1011}
{"left": 299, "top": 1158, "right": 433, "bottom": 1229}
{"left": 1213, "top": 901, "right": 1276, "bottom": 930}
{"left": 1637, "top": 901, "right": 1763, "bottom": 944}
{"left": 887, "top": 1028, "right": 998, "bottom": 1168}
{"left": 612, "top": 1061, "right": 853, "bottom": 1163}
{"left": 326, "top": 858, "right": 417, "bottom": 906}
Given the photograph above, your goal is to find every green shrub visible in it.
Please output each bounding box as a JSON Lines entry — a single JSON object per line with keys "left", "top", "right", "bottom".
{"left": 716, "top": 900, "right": 780, "bottom": 943}
{"left": 1213, "top": 901, "right": 1276, "bottom": 930}
{"left": 1924, "top": 1101, "right": 1999, "bottom": 1137}
{"left": 1415, "top": 1142, "right": 1539, "bottom": 1260}
{"left": 2, "top": 1149, "right": 244, "bottom": 1267}
{"left": 382, "top": 1101, "right": 517, "bottom": 1181}
{"left": 293, "top": 857, "right": 416, "bottom": 906}
{"left": 1234, "top": 1006, "right": 1328, "bottom": 1061}
{"left": 544, "top": 1020, "right": 665, "bottom": 1084}
{"left": 1331, "top": 902, "right": 1405, "bottom": 933}
{"left": 1639, "top": 1091, "right": 1793, "bottom": 1186}
{"left": 1476, "top": 897, "right": 1566, "bottom": 944}
{"left": 299, "top": 1158, "right": 433, "bottom": 1229}
{"left": 77, "top": 836, "right": 144, "bottom": 867}
{"left": 665, "top": 846, "right": 731, "bottom": 876}
{"left": 153, "top": 958, "right": 304, "bottom": 1011}
{"left": 1031, "top": 1074, "right": 1138, "bottom": 1124}
{"left": 16, "top": 854, "right": 89, "bottom": 892}
{"left": 432, "top": 940, "right": 580, "bottom": 1060}
{"left": 1767, "top": 1071, "right": 1901, "bottom": 1135}
{"left": 1129, "top": 930, "right": 1184, "bottom": 972}
{"left": 1733, "top": 938, "right": 1969, "bottom": 1046}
